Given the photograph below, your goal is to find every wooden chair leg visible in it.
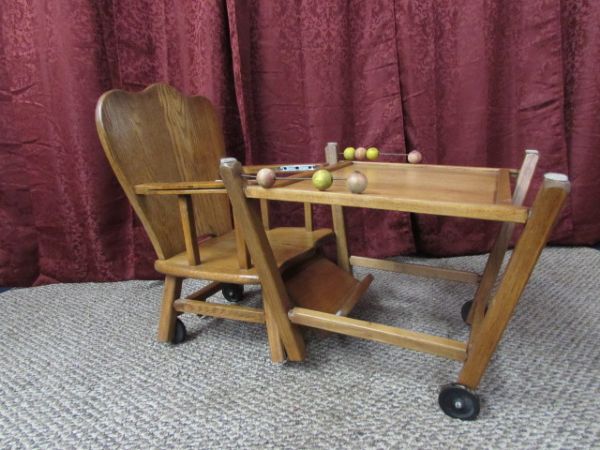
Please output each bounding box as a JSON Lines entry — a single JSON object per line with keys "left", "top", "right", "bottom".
{"left": 221, "top": 159, "right": 306, "bottom": 361}
{"left": 332, "top": 205, "right": 351, "bottom": 273}
{"left": 467, "top": 222, "right": 513, "bottom": 326}
{"left": 459, "top": 174, "right": 569, "bottom": 389}
{"left": 467, "top": 150, "right": 540, "bottom": 325}
{"left": 157, "top": 276, "right": 183, "bottom": 342}
{"left": 264, "top": 302, "right": 285, "bottom": 363}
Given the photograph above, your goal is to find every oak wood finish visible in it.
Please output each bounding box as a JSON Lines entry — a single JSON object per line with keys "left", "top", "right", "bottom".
{"left": 185, "top": 282, "right": 223, "bottom": 300}
{"left": 178, "top": 195, "right": 201, "bottom": 265}
{"left": 134, "top": 181, "right": 225, "bottom": 195}
{"left": 221, "top": 159, "right": 307, "bottom": 361}
{"left": 304, "top": 203, "right": 313, "bottom": 231}
{"left": 459, "top": 173, "right": 570, "bottom": 389}
{"left": 221, "top": 159, "right": 374, "bottom": 362}
{"left": 243, "top": 151, "right": 568, "bottom": 404}
{"left": 335, "top": 273, "right": 374, "bottom": 317}
{"left": 233, "top": 214, "right": 252, "bottom": 269}
{"left": 97, "top": 84, "right": 336, "bottom": 358}
{"left": 154, "top": 227, "right": 332, "bottom": 284}
{"left": 285, "top": 257, "right": 373, "bottom": 314}
{"left": 288, "top": 308, "right": 467, "bottom": 361}
{"left": 96, "top": 84, "right": 232, "bottom": 260}
{"left": 173, "top": 299, "right": 265, "bottom": 323}
{"left": 332, "top": 205, "right": 351, "bottom": 273}
{"left": 264, "top": 306, "right": 285, "bottom": 363}
{"left": 157, "top": 276, "right": 183, "bottom": 342}
{"left": 350, "top": 256, "right": 481, "bottom": 284}
{"left": 260, "top": 199, "right": 270, "bottom": 229}
{"left": 467, "top": 150, "right": 540, "bottom": 325}
{"left": 245, "top": 162, "right": 528, "bottom": 223}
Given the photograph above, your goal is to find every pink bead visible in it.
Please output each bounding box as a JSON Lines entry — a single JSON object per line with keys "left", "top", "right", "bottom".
{"left": 355, "top": 147, "right": 367, "bottom": 160}
{"left": 407, "top": 150, "right": 422, "bottom": 164}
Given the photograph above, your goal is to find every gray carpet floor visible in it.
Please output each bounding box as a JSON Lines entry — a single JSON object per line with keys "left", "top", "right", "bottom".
{"left": 1, "top": 247, "right": 599, "bottom": 449}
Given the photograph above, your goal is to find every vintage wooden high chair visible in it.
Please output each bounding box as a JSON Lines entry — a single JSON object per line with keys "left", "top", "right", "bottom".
{"left": 95, "top": 84, "right": 371, "bottom": 361}
{"left": 219, "top": 153, "right": 569, "bottom": 420}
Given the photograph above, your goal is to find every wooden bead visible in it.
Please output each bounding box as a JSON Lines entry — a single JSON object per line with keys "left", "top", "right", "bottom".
{"left": 355, "top": 147, "right": 367, "bottom": 160}
{"left": 366, "top": 147, "right": 379, "bottom": 160}
{"left": 312, "top": 169, "right": 333, "bottom": 190}
{"left": 408, "top": 150, "right": 422, "bottom": 164}
{"left": 256, "top": 168, "right": 276, "bottom": 188}
{"left": 343, "top": 147, "right": 356, "bottom": 160}
{"left": 346, "top": 171, "right": 368, "bottom": 194}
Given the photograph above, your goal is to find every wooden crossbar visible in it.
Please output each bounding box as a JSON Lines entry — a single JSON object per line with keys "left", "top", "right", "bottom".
{"left": 288, "top": 307, "right": 467, "bottom": 361}
{"left": 173, "top": 299, "right": 265, "bottom": 324}
{"left": 350, "top": 256, "right": 481, "bottom": 284}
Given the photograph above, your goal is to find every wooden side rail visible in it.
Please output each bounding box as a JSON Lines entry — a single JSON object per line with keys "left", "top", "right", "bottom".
{"left": 134, "top": 181, "right": 226, "bottom": 195}
{"left": 467, "top": 149, "right": 540, "bottom": 325}
{"left": 288, "top": 307, "right": 467, "bottom": 361}
{"left": 178, "top": 195, "right": 201, "bottom": 265}
{"left": 350, "top": 256, "right": 481, "bottom": 285}
{"left": 173, "top": 299, "right": 265, "bottom": 324}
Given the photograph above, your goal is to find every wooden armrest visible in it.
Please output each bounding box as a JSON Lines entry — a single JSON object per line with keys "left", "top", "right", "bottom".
{"left": 134, "top": 181, "right": 225, "bottom": 195}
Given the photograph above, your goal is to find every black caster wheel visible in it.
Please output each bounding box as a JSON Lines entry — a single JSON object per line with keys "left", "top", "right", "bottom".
{"left": 171, "top": 318, "right": 187, "bottom": 344}
{"left": 438, "top": 383, "right": 480, "bottom": 420}
{"left": 222, "top": 283, "right": 244, "bottom": 302}
{"left": 461, "top": 300, "right": 473, "bottom": 323}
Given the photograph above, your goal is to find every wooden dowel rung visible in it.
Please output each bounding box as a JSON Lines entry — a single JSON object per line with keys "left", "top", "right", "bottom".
{"left": 178, "top": 195, "right": 201, "bottom": 265}
{"left": 185, "top": 282, "right": 223, "bottom": 301}
{"left": 303, "top": 203, "right": 313, "bottom": 231}
{"left": 260, "top": 199, "right": 270, "bottom": 229}
{"left": 288, "top": 307, "right": 467, "bottom": 361}
{"left": 349, "top": 256, "right": 481, "bottom": 284}
{"left": 173, "top": 299, "right": 265, "bottom": 324}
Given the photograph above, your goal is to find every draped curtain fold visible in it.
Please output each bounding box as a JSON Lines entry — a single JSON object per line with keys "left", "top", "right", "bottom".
{"left": 1, "top": 0, "right": 598, "bottom": 286}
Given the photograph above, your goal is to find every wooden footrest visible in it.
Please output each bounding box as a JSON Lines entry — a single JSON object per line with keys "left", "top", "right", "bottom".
{"left": 284, "top": 256, "right": 373, "bottom": 316}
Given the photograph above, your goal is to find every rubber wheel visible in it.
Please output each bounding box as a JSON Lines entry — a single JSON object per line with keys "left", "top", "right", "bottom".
{"left": 438, "top": 383, "right": 480, "bottom": 420}
{"left": 171, "top": 318, "right": 187, "bottom": 344}
{"left": 461, "top": 300, "right": 473, "bottom": 323}
{"left": 222, "top": 283, "right": 244, "bottom": 302}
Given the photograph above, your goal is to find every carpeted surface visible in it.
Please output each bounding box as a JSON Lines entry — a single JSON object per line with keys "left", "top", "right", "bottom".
{"left": 1, "top": 247, "right": 599, "bottom": 449}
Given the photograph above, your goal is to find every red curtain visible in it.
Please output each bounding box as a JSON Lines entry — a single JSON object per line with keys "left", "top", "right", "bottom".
{"left": 1, "top": 1, "right": 599, "bottom": 286}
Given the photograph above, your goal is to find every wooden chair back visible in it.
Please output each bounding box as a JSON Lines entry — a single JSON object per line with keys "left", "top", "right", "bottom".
{"left": 95, "top": 84, "right": 232, "bottom": 259}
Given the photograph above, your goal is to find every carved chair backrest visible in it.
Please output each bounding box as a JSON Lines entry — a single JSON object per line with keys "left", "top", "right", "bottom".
{"left": 96, "top": 84, "right": 232, "bottom": 260}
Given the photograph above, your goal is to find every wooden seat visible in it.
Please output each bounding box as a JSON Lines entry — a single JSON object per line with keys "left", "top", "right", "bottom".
{"left": 155, "top": 227, "right": 332, "bottom": 282}
{"left": 95, "top": 83, "right": 342, "bottom": 360}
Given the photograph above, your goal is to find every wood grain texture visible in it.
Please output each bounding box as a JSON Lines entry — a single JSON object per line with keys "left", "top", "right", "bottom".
{"left": 467, "top": 150, "right": 540, "bottom": 325}
{"left": 332, "top": 205, "right": 351, "bottom": 272}
{"left": 349, "top": 256, "right": 481, "bottom": 284}
{"left": 220, "top": 160, "right": 307, "bottom": 361}
{"left": 96, "top": 83, "right": 231, "bottom": 260}
{"left": 260, "top": 199, "right": 270, "bottom": 229}
{"left": 459, "top": 174, "right": 570, "bottom": 389}
{"left": 178, "top": 195, "right": 201, "bottom": 265}
{"left": 157, "top": 276, "right": 183, "bottom": 342}
{"left": 303, "top": 203, "right": 313, "bottom": 231}
{"left": 285, "top": 256, "right": 372, "bottom": 315}
{"left": 288, "top": 308, "right": 467, "bottom": 361}
{"left": 233, "top": 214, "right": 252, "bottom": 269}
{"left": 154, "top": 227, "right": 333, "bottom": 284}
{"left": 134, "top": 181, "right": 225, "bottom": 194}
{"left": 245, "top": 162, "right": 528, "bottom": 223}
{"left": 173, "top": 299, "right": 265, "bottom": 323}
{"left": 185, "top": 282, "right": 223, "bottom": 300}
